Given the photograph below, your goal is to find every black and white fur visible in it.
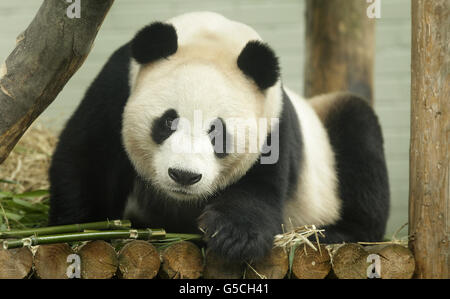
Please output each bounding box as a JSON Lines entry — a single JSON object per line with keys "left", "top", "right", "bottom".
{"left": 49, "top": 12, "right": 389, "bottom": 261}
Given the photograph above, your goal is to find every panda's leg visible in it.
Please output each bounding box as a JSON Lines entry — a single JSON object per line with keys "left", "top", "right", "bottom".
{"left": 48, "top": 152, "right": 99, "bottom": 225}
{"left": 198, "top": 183, "right": 284, "bottom": 262}
{"left": 318, "top": 93, "right": 390, "bottom": 243}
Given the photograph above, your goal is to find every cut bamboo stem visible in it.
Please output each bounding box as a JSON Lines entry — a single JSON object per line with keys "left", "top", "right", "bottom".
{"left": 245, "top": 247, "right": 288, "bottom": 279}
{"left": 291, "top": 244, "right": 331, "bottom": 279}
{"left": 160, "top": 241, "right": 203, "bottom": 279}
{"left": 78, "top": 240, "right": 118, "bottom": 279}
{"left": 34, "top": 243, "right": 75, "bottom": 279}
{"left": 0, "top": 220, "right": 131, "bottom": 239}
{"left": 118, "top": 240, "right": 160, "bottom": 279}
{"left": 0, "top": 247, "right": 33, "bottom": 279}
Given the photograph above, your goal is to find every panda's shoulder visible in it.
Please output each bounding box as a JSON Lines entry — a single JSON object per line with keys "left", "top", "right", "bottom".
{"left": 309, "top": 92, "right": 373, "bottom": 123}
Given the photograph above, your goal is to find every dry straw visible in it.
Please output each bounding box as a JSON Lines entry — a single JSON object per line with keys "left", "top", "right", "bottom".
{"left": 0, "top": 124, "right": 57, "bottom": 194}
{"left": 274, "top": 224, "right": 325, "bottom": 252}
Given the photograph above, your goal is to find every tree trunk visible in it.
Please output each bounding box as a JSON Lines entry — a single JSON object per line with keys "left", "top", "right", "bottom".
{"left": 0, "top": 0, "right": 114, "bottom": 164}
{"left": 159, "top": 241, "right": 203, "bottom": 279}
{"left": 365, "top": 244, "right": 415, "bottom": 279}
{"left": 245, "top": 247, "right": 288, "bottom": 279}
{"left": 34, "top": 243, "right": 75, "bottom": 279}
{"left": 331, "top": 243, "right": 369, "bottom": 279}
{"left": 78, "top": 240, "right": 118, "bottom": 279}
{"left": 118, "top": 241, "right": 160, "bottom": 279}
{"left": 409, "top": 0, "right": 450, "bottom": 279}
{"left": 203, "top": 250, "right": 244, "bottom": 279}
{"left": 291, "top": 244, "right": 331, "bottom": 279}
{"left": 304, "top": 0, "right": 375, "bottom": 104}
{"left": 0, "top": 247, "right": 33, "bottom": 279}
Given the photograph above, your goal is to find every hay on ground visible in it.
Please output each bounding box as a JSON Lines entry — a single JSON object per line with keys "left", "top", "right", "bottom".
{"left": 0, "top": 125, "right": 57, "bottom": 194}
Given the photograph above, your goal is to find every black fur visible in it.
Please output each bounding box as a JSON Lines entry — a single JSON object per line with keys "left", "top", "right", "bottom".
{"left": 237, "top": 41, "right": 280, "bottom": 90}
{"left": 198, "top": 91, "right": 303, "bottom": 260}
{"left": 49, "top": 51, "right": 303, "bottom": 260}
{"left": 123, "top": 90, "right": 303, "bottom": 261}
{"left": 320, "top": 93, "right": 390, "bottom": 243}
{"left": 151, "top": 109, "right": 179, "bottom": 144}
{"left": 49, "top": 44, "right": 135, "bottom": 225}
{"left": 131, "top": 22, "right": 178, "bottom": 64}
{"left": 49, "top": 33, "right": 389, "bottom": 262}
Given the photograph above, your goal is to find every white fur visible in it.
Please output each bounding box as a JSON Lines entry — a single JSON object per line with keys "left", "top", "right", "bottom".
{"left": 128, "top": 59, "right": 140, "bottom": 92}
{"left": 283, "top": 88, "right": 341, "bottom": 229}
{"left": 122, "top": 12, "right": 341, "bottom": 229}
{"left": 123, "top": 12, "right": 283, "bottom": 201}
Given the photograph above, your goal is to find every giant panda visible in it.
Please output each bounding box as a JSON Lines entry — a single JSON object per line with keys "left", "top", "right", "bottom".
{"left": 49, "top": 12, "right": 389, "bottom": 261}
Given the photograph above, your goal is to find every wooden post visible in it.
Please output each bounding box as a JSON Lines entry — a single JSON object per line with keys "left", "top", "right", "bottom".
{"left": 304, "top": 0, "right": 375, "bottom": 104}
{"left": 0, "top": 0, "right": 114, "bottom": 164}
{"left": 409, "top": 0, "right": 450, "bottom": 279}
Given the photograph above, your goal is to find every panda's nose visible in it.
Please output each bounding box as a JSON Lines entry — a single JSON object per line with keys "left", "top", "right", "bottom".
{"left": 168, "top": 168, "right": 202, "bottom": 186}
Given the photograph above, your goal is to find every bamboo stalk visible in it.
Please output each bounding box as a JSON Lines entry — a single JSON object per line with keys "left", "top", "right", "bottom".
{"left": 0, "top": 219, "right": 132, "bottom": 239}
{"left": 2, "top": 228, "right": 166, "bottom": 249}
{"left": 165, "top": 233, "right": 203, "bottom": 241}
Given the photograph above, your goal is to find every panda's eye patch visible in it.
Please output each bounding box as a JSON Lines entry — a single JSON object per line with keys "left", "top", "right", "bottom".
{"left": 151, "top": 109, "right": 179, "bottom": 144}
{"left": 208, "top": 118, "right": 230, "bottom": 159}
{"left": 165, "top": 118, "right": 174, "bottom": 129}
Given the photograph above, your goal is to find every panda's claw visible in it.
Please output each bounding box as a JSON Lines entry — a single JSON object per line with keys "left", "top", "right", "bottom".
{"left": 198, "top": 209, "right": 274, "bottom": 262}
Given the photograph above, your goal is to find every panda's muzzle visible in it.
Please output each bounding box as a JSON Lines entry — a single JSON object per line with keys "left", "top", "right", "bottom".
{"left": 168, "top": 168, "right": 202, "bottom": 186}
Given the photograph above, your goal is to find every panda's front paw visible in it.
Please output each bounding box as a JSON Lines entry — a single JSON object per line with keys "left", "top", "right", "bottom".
{"left": 198, "top": 209, "right": 274, "bottom": 262}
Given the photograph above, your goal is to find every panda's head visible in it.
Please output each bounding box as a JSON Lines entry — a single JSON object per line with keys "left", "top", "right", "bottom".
{"left": 122, "top": 12, "right": 282, "bottom": 201}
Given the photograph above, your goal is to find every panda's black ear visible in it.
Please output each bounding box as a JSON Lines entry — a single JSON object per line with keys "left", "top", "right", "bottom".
{"left": 237, "top": 41, "right": 280, "bottom": 90}
{"left": 131, "top": 22, "right": 178, "bottom": 64}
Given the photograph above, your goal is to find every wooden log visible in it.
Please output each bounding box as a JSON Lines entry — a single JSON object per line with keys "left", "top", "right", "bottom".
{"left": 118, "top": 240, "right": 160, "bottom": 279}
{"left": 291, "top": 244, "right": 331, "bottom": 279}
{"left": 203, "top": 250, "right": 244, "bottom": 279}
{"left": 304, "top": 0, "right": 375, "bottom": 104}
{"left": 78, "top": 240, "right": 118, "bottom": 279}
{"left": 0, "top": 247, "right": 33, "bottom": 279}
{"left": 331, "top": 243, "right": 369, "bottom": 279}
{"left": 34, "top": 243, "right": 75, "bottom": 279}
{"left": 0, "top": 0, "right": 114, "bottom": 164}
{"left": 366, "top": 244, "right": 415, "bottom": 279}
{"left": 160, "top": 241, "right": 203, "bottom": 279}
{"left": 245, "top": 247, "right": 288, "bottom": 279}
{"left": 409, "top": 0, "right": 450, "bottom": 279}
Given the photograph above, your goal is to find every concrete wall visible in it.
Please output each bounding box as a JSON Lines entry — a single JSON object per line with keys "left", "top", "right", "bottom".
{"left": 0, "top": 0, "right": 411, "bottom": 237}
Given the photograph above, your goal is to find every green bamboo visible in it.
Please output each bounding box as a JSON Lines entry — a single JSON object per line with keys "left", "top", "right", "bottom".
{"left": 2, "top": 228, "right": 167, "bottom": 249}
{"left": 0, "top": 219, "right": 132, "bottom": 239}
{"left": 164, "top": 233, "right": 203, "bottom": 241}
